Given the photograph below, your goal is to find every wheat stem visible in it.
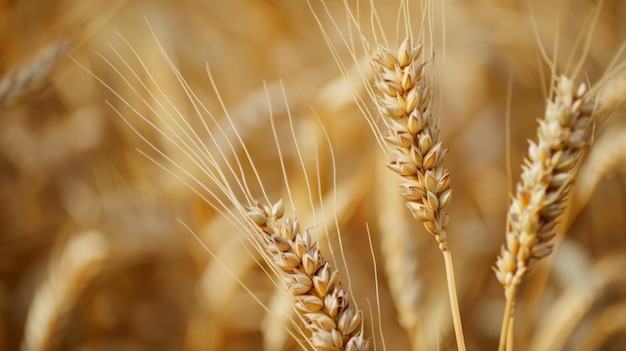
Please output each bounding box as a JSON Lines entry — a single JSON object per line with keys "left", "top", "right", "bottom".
{"left": 21, "top": 231, "right": 108, "bottom": 351}
{"left": 498, "top": 288, "right": 516, "bottom": 351}
{"left": 442, "top": 250, "right": 466, "bottom": 351}
{"left": 506, "top": 314, "right": 515, "bottom": 351}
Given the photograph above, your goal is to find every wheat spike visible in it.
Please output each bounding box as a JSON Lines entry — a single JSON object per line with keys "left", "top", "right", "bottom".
{"left": 371, "top": 37, "right": 465, "bottom": 351}
{"left": 246, "top": 199, "right": 368, "bottom": 351}
{"left": 0, "top": 39, "right": 70, "bottom": 109}
{"left": 372, "top": 38, "right": 452, "bottom": 252}
{"left": 495, "top": 75, "right": 595, "bottom": 290}
{"left": 494, "top": 75, "right": 596, "bottom": 350}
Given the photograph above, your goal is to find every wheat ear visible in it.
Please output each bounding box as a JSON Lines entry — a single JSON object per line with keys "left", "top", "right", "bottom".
{"left": 245, "top": 199, "right": 368, "bottom": 351}
{"left": 372, "top": 38, "right": 465, "bottom": 351}
{"left": 0, "top": 39, "right": 70, "bottom": 109}
{"left": 494, "top": 75, "right": 596, "bottom": 350}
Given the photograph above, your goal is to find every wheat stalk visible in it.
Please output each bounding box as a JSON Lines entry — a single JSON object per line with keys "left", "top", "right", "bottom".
{"left": 21, "top": 230, "right": 108, "bottom": 351}
{"left": 246, "top": 199, "right": 368, "bottom": 351}
{"left": 573, "top": 301, "right": 626, "bottom": 351}
{"left": 371, "top": 37, "right": 465, "bottom": 351}
{"left": 494, "top": 75, "right": 596, "bottom": 350}
{"left": 529, "top": 253, "right": 626, "bottom": 350}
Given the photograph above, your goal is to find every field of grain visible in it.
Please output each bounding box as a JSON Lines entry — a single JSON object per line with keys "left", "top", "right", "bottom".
{"left": 2, "top": 0, "right": 626, "bottom": 350}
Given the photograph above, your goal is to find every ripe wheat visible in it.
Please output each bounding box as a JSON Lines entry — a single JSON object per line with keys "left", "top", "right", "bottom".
{"left": 13, "top": 1, "right": 622, "bottom": 350}
{"left": 246, "top": 200, "right": 368, "bottom": 351}
{"left": 371, "top": 37, "right": 465, "bottom": 351}
{"left": 494, "top": 75, "right": 597, "bottom": 350}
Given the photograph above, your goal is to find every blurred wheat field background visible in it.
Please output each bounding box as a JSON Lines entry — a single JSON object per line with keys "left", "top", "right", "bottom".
{"left": 2, "top": 0, "right": 626, "bottom": 350}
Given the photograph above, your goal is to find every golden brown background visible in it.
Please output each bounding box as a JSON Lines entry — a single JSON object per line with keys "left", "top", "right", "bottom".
{"left": 1, "top": 0, "right": 626, "bottom": 350}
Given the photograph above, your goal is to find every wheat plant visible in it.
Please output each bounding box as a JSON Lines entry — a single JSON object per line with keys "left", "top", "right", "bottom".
{"left": 370, "top": 37, "right": 464, "bottom": 350}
